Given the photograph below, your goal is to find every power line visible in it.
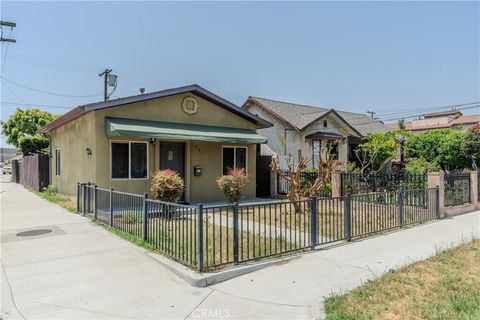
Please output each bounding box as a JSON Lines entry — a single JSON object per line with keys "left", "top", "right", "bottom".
{"left": 1, "top": 81, "right": 27, "bottom": 104}
{"left": 1, "top": 29, "right": 13, "bottom": 75}
{"left": 380, "top": 104, "right": 480, "bottom": 121}
{"left": 0, "top": 76, "right": 101, "bottom": 98}
{"left": 1, "top": 101, "right": 72, "bottom": 109}
{"left": 380, "top": 104, "right": 480, "bottom": 122}
{"left": 376, "top": 101, "right": 480, "bottom": 118}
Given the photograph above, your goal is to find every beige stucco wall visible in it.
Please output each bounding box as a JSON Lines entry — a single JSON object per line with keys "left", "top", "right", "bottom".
{"left": 50, "top": 112, "right": 96, "bottom": 195}
{"left": 187, "top": 141, "right": 256, "bottom": 202}
{"left": 50, "top": 92, "right": 258, "bottom": 202}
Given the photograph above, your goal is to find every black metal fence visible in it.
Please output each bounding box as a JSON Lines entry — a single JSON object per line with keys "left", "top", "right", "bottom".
{"left": 78, "top": 183, "right": 199, "bottom": 268}
{"left": 78, "top": 182, "right": 440, "bottom": 271}
{"left": 277, "top": 171, "right": 332, "bottom": 197}
{"left": 341, "top": 172, "right": 427, "bottom": 195}
{"left": 444, "top": 173, "right": 471, "bottom": 207}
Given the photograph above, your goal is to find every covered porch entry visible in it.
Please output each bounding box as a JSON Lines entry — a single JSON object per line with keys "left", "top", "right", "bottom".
{"left": 105, "top": 117, "right": 267, "bottom": 202}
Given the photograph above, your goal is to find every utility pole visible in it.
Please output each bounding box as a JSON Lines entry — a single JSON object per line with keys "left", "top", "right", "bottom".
{"left": 0, "top": 21, "right": 16, "bottom": 43}
{"left": 367, "top": 110, "right": 376, "bottom": 119}
{"left": 98, "top": 68, "right": 112, "bottom": 101}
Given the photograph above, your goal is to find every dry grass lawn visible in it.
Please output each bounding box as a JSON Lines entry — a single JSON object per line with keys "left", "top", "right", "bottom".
{"left": 324, "top": 239, "right": 480, "bottom": 320}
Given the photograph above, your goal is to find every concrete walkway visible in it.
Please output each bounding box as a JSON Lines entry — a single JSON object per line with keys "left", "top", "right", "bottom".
{"left": 1, "top": 176, "right": 479, "bottom": 319}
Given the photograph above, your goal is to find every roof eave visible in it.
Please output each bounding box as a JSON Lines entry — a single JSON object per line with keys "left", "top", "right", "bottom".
{"left": 243, "top": 96, "right": 301, "bottom": 131}
{"left": 301, "top": 109, "right": 364, "bottom": 137}
{"left": 83, "top": 85, "right": 271, "bottom": 129}
{"left": 37, "top": 106, "right": 86, "bottom": 134}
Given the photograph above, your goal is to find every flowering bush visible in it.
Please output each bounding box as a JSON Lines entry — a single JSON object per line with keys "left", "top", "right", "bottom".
{"left": 217, "top": 168, "right": 248, "bottom": 203}
{"left": 151, "top": 169, "right": 184, "bottom": 203}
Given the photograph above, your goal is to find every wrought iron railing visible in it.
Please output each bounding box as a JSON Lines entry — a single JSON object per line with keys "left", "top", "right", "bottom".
{"left": 78, "top": 183, "right": 440, "bottom": 271}
{"left": 341, "top": 172, "right": 427, "bottom": 195}
{"left": 277, "top": 171, "right": 332, "bottom": 197}
{"left": 444, "top": 173, "right": 471, "bottom": 207}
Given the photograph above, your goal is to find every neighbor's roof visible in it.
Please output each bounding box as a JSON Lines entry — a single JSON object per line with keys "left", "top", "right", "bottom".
{"left": 387, "top": 114, "right": 480, "bottom": 131}
{"left": 243, "top": 97, "right": 390, "bottom": 136}
{"left": 421, "top": 110, "right": 462, "bottom": 118}
{"left": 39, "top": 84, "right": 272, "bottom": 133}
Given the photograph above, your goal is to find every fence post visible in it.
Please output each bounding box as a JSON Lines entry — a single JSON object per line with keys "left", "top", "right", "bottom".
{"left": 398, "top": 191, "right": 404, "bottom": 227}
{"left": 233, "top": 202, "right": 239, "bottom": 265}
{"left": 93, "top": 185, "right": 98, "bottom": 220}
{"left": 309, "top": 197, "right": 317, "bottom": 248}
{"left": 344, "top": 194, "right": 351, "bottom": 241}
{"left": 87, "top": 182, "right": 91, "bottom": 213}
{"left": 76, "top": 182, "right": 80, "bottom": 214}
{"left": 270, "top": 170, "right": 278, "bottom": 198}
{"left": 197, "top": 203, "right": 204, "bottom": 272}
{"left": 428, "top": 172, "right": 445, "bottom": 218}
{"left": 435, "top": 186, "right": 440, "bottom": 219}
{"left": 82, "top": 183, "right": 87, "bottom": 216}
{"left": 110, "top": 188, "right": 114, "bottom": 227}
{"left": 331, "top": 170, "right": 342, "bottom": 197}
{"left": 143, "top": 192, "right": 148, "bottom": 241}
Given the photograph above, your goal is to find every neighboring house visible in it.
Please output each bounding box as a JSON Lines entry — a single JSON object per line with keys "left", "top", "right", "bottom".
{"left": 39, "top": 85, "right": 271, "bottom": 202}
{"left": 387, "top": 110, "right": 480, "bottom": 132}
{"left": 0, "top": 147, "right": 18, "bottom": 163}
{"left": 242, "top": 97, "right": 390, "bottom": 168}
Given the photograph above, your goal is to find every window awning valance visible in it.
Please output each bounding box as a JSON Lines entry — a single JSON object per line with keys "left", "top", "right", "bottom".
{"left": 105, "top": 117, "right": 268, "bottom": 144}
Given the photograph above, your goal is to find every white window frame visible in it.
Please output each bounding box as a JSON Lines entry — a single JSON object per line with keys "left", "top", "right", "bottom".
{"left": 55, "top": 148, "right": 61, "bottom": 176}
{"left": 110, "top": 140, "right": 149, "bottom": 180}
{"left": 221, "top": 146, "right": 248, "bottom": 175}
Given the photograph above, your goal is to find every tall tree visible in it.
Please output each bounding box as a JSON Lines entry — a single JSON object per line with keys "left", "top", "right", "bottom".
{"left": 405, "top": 129, "right": 469, "bottom": 171}
{"left": 1, "top": 109, "right": 59, "bottom": 155}
{"left": 461, "top": 128, "right": 480, "bottom": 168}
{"left": 355, "top": 131, "right": 405, "bottom": 173}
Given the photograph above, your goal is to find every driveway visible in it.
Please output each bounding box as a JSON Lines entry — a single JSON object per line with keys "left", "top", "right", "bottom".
{"left": 1, "top": 176, "right": 479, "bottom": 319}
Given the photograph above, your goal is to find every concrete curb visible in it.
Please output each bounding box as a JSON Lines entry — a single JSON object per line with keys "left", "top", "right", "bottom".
{"left": 146, "top": 252, "right": 300, "bottom": 287}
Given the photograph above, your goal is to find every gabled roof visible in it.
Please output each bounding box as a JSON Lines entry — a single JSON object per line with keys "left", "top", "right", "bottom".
{"left": 39, "top": 84, "right": 272, "bottom": 133}
{"left": 243, "top": 96, "right": 390, "bottom": 136}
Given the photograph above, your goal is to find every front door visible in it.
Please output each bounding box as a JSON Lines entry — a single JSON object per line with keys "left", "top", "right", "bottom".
{"left": 160, "top": 142, "right": 185, "bottom": 201}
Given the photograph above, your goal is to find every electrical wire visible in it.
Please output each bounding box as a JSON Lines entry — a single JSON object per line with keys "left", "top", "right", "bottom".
{"left": 1, "top": 29, "right": 12, "bottom": 76}
{"left": 376, "top": 101, "right": 480, "bottom": 118}
{"left": 1, "top": 81, "right": 27, "bottom": 104}
{"left": 380, "top": 104, "right": 480, "bottom": 122}
{"left": 0, "top": 76, "right": 101, "bottom": 98}
{"left": 1, "top": 101, "right": 72, "bottom": 109}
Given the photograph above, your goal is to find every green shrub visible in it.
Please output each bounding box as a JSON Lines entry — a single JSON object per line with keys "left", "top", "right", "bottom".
{"left": 18, "top": 134, "right": 50, "bottom": 155}
{"left": 405, "top": 158, "right": 440, "bottom": 174}
{"left": 217, "top": 168, "right": 248, "bottom": 203}
{"left": 151, "top": 170, "right": 184, "bottom": 203}
{"left": 42, "top": 184, "right": 57, "bottom": 196}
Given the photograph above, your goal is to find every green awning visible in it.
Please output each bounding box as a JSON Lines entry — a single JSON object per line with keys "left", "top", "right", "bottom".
{"left": 105, "top": 117, "right": 267, "bottom": 144}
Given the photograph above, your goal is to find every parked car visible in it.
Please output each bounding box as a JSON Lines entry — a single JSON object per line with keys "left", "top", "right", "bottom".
{"left": 2, "top": 163, "right": 12, "bottom": 175}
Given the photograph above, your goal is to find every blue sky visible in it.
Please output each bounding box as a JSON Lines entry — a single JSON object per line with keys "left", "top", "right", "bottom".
{"left": 1, "top": 1, "right": 479, "bottom": 146}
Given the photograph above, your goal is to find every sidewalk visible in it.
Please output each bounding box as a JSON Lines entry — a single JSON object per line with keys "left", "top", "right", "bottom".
{"left": 1, "top": 176, "right": 479, "bottom": 319}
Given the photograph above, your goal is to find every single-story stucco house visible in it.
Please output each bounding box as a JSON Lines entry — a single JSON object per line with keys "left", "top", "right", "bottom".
{"left": 39, "top": 85, "right": 272, "bottom": 202}
{"left": 242, "top": 97, "right": 390, "bottom": 168}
